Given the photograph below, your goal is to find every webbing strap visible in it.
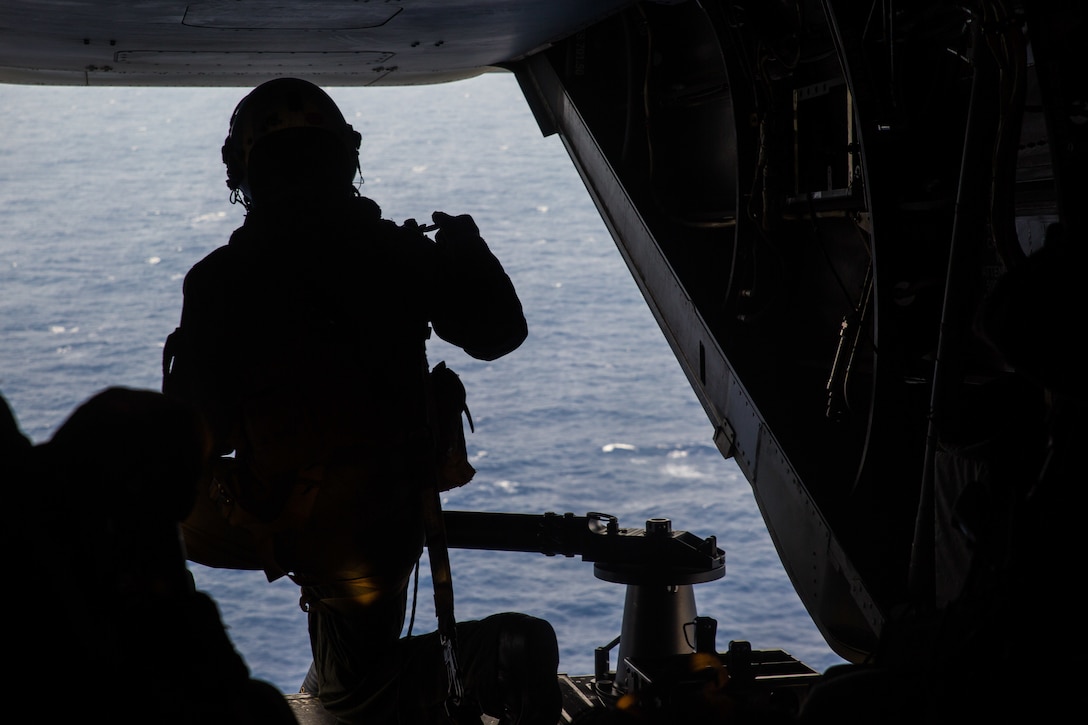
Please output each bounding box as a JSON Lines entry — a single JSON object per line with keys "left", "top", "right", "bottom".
{"left": 420, "top": 357, "right": 474, "bottom": 720}
{"left": 423, "top": 466, "right": 474, "bottom": 718}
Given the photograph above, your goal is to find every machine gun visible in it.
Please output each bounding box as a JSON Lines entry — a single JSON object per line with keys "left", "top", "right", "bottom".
{"left": 445, "top": 510, "right": 723, "bottom": 690}
{"left": 443, "top": 510, "right": 817, "bottom": 720}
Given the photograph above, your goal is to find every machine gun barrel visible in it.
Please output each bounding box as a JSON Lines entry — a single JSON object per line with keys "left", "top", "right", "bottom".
{"left": 443, "top": 510, "right": 724, "bottom": 585}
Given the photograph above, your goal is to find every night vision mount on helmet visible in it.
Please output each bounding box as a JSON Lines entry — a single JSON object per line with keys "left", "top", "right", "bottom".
{"left": 221, "top": 77, "right": 362, "bottom": 205}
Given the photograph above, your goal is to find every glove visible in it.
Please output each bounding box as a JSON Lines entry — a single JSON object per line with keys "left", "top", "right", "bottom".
{"left": 431, "top": 211, "right": 481, "bottom": 245}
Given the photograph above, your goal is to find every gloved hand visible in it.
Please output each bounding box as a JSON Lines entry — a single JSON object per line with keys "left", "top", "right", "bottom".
{"left": 431, "top": 211, "right": 481, "bottom": 244}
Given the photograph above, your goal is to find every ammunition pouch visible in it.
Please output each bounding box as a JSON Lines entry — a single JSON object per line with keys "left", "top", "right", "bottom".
{"left": 429, "top": 361, "right": 475, "bottom": 491}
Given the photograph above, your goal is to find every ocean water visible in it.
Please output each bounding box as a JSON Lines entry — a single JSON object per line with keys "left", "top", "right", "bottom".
{"left": 0, "top": 72, "right": 846, "bottom": 693}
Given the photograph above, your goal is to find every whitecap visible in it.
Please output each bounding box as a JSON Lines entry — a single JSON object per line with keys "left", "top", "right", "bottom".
{"left": 602, "top": 442, "right": 637, "bottom": 453}
{"left": 493, "top": 479, "right": 519, "bottom": 493}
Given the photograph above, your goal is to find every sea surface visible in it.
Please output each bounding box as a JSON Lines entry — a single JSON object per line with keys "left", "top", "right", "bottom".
{"left": 0, "top": 72, "right": 847, "bottom": 693}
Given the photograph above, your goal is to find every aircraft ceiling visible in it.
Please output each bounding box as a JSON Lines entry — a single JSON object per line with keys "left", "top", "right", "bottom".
{"left": 0, "top": 1, "right": 635, "bottom": 87}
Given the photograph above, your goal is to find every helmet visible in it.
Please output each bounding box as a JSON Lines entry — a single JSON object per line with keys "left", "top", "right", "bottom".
{"left": 221, "top": 77, "right": 362, "bottom": 203}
